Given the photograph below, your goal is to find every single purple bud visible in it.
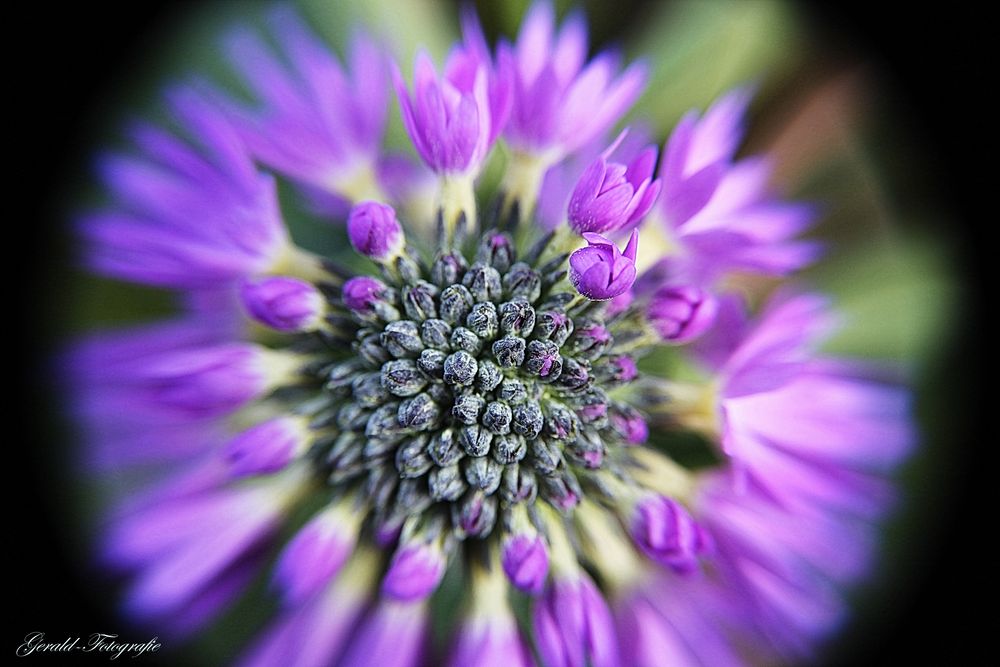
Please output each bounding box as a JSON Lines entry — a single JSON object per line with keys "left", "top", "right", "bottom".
{"left": 502, "top": 533, "right": 549, "bottom": 595}
{"left": 570, "top": 322, "right": 613, "bottom": 359}
{"left": 240, "top": 276, "right": 324, "bottom": 332}
{"left": 579, "top": 403, "right": 608, "bottom": 423}
{"left": 382, "top": 541, "right": 446, "bottom": 601}
{"left": 342, "top": 276, "right": 389, "bottom": 312}
{"left": 647, "top": 286, "right": 718, "bottom": 343}
{"left": 542, "top": 470, "right": 582, "bottom": 512}
{"left": 451, "top": 490, "right": 498, "bottom": 538}
{"left": 630, "top": 495, "right": 702, "bottom": 573}
{"left": 534, "top": 311, "right": 573, "bottom": 345}
{"left": 610, "top": 405, "right": 648, "bottom": 444}
{"left": 613, "top": 356, "right": 639, "bottom": 382}
{"left": 477, "top": 231, "right": 516, "bottom": 272}
{"left": 272, "top": 507, "right": 356, "bottom": 605}
{"left": 224, "top": 417, "right": 307, "bottom": 477}
{"left": 348, "top": 201, "right": 404, "bottom": 261}
{"left": 569, "top": 231, "right": 639, "bottom": 301}
{"left": 568, "top": 134, "right": 661, "bottom": 235}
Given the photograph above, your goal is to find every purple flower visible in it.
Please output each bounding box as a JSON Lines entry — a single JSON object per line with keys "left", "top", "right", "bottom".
{"left": 647, "top": 285, "right": 718, "bottom": 343}
{"left": 658, "top": 88, "right": 821, "bottom": 284}
{"left": 80, "top": 88, "right": 289, "bottom": 289}
{"left": 569, "top": 230, "right": 639, "bottom": 301}
{"left": 67, "top": 3, "right": 915, "bottom": 665}
{"left": 104, "top": 464, "right": 303, "bottom": 635}
{"left": 222, "top": 7, "right": 389, "bottom": 202}
{"left": 629, "top": 495, "right": 703, "bottom": 572}
{"left": 695, "top": 293, "right": 914, "bottom": 510}
{"left": 499, "top": 1, "right": 646, "bottom": 162}
{"left": 347, "top": 201, "right": 404, "bottom": 261}
{"left": 393, "top": 25, "right": 510, "bottom": 177}
{"left": 240, "top": 276, "right": 325, "bottom": 332}
{"left": 224, "top": 417, "right": 308, "bottom": 478}
{"left": 502, "top": 533, "right": 550, "bottom": 595}
{"left": 533, "top": 572, "right": 620, "bottom": 667}
{"left": 75, "top": 332, "right": 294, "bottom": 421}
{"left": 694, "top": 473, "right": 870, "bottom": 660}
{"left": 568, "top": 132, "right": 661, "bottom": 235}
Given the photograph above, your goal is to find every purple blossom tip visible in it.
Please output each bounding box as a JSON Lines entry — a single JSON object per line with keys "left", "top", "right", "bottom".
{"left": 630, "top": 495, "right": 702, "bottom": 573}
{"left": 569, "top": 230, "right": 639, "bottom": 301}
{"left": 647, "top": 286, "right": 718, "bottom": 343}
{"left": 272, "top": 510, "right": 355, "bottom": 605}
{"left": 224, "top": 417, "right": 305, "bottom": 478}
{"left": 381, "top": 542, "right": 446, "bottom": 601}
{"left": 502, "top": 534, "right": 550, "bottom": 595}
{"left": 240, "top": 276, "right": 324, "bottom": 332}
{"left": 348, "top": 201, "right": 403, "bottom": 261}
{"left": 568, "top": 136, "right": 661, "bottom": 235}
{"left": 342, "top": 276, "right": 389, "bottom": 312}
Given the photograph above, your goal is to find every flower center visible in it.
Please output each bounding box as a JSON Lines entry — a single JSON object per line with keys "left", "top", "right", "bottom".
{"left": 310, "top": 230, "right": 638, "bottom": 542}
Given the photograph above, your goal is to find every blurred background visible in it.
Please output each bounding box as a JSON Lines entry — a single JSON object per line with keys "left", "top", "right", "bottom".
{"left": 12, "top": 0, "right": 984, "bottom": 664}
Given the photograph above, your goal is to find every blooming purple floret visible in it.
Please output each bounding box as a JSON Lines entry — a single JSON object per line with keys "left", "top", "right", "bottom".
{"left": 81, "top": 88, "right": 288, "bottom": 289}
{"left": 568, "top": 132, "right": 661, "bottom": 235}
{"left": 393, "top": 24, "right": 510, "bottom": 176}
{"left": 499, "top": 0, "right": 646, "bottom": 162}
{"left": 240, "top": 276, "right": 324, "bottom": 332}
{"left": 347, "top": 201, "right": 404, "bottom": 260}
{"left": 70, "top": 2, "right": 915, "bottom": 665}
{"left": 569, "top": 230, "right": 639, "bottom": 300}
{"left": 657, "top": 88, "right": 821, "bottom": 284}
{"left": 339, "top": 600, "right": 428, "bottom": 667}
{"left": 222, "top": 7, "right": 389, "bottom": 201}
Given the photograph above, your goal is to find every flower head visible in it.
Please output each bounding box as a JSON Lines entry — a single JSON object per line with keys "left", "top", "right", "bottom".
{"left": 66, "top": 3, "right": 915, "bottom": 666}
